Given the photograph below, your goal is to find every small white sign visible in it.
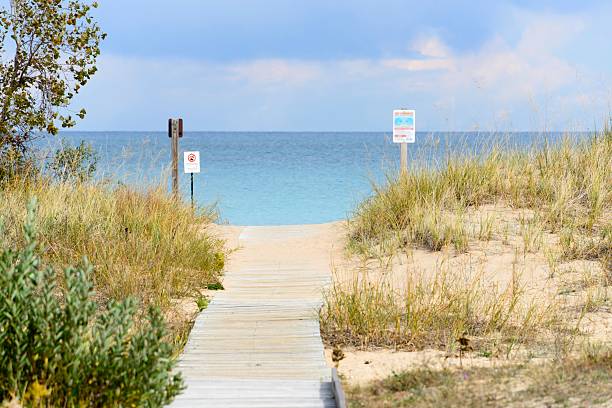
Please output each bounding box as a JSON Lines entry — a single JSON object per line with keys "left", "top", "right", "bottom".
{"left": 183, "top": 151, "right": 200, "bottom": 174}
{"left": 393, "top": 110, "right": 416, "bottom": 143}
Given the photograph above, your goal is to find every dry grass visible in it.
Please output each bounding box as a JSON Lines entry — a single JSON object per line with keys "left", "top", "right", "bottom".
{"left": 328, "top": 131, "right": 610, "bottom": 341}
{"left": 560, "top": 225, "right": 612, "bottom": 272}
{"left": 348, "top": 132, "right": 611, "bottom": 259}
{"left": 321, "top": 259, "right": 557, "bottom": 352}
{"left": 322, "top": 130, "right": 611, "bottom": 385}
{"left": 0, "top": 178, "right": 225, "bottom": 308}
{"left": 348, "top": 345, "right": 612, "bottom": 407}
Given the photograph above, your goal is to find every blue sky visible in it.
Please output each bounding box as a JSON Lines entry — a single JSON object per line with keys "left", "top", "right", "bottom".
{"left": 71, "top": 0, "right": 612, "bottom": 131}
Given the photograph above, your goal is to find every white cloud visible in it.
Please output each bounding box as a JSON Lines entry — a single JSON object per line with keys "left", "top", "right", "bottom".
{"left": 227, "top": 59, "right": 322, "bottom": 86}
{"left": 411, "top": 36, "right": 451, "bottom": 58}
{"left": 447, "top": 39, "right": 576, "bottom": 100}
{"left": 515, "top": 12, "right": 585, "bottom": 55}
{"left": 74, "top": 9, "right": 609, "bottom": 131}
{"left": 400, "top": 12, "right": 585, "bottom": 107}
{"left": 381, "top": 58, "right": 454, "bottom": 72}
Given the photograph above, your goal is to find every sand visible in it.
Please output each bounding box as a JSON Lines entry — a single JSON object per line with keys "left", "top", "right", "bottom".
{"left": 326, "top": 205, "right": 610, "bottom": 386}
{"left": 187, "top": 208, "right": 610, "bottom": 389}
{"left": 209, "top": 222, "right": 346, "bottom": 272}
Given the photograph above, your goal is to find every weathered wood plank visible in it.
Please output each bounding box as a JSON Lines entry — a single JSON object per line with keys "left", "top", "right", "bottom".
{"left": 169, "top": 226, "right": 339, "bottom": 407}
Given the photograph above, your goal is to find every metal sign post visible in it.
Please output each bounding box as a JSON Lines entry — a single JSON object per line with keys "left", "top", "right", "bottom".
{"left": 184, "top": 151, "right": 201, "bottom": 208}
{"left": 392, "top": 109, "right": 416, "bottom": 176}
{"left": 168, "top": 118, "right": 183, "bottom": 197}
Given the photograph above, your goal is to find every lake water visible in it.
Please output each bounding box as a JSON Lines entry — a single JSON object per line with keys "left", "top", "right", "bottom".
{"left": 41, "top": 131, "right": 581, "bottom": 225}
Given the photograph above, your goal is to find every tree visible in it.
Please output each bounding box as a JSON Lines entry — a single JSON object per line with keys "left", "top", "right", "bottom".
{"left": 0, "top": 0, "right": 105, "bottom": 160}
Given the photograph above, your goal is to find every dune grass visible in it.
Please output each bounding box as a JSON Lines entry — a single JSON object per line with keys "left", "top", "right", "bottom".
{"left": 0, "top": 177, "right": 225, "bottom": 308}
{"left": 348, "top": 131, "right": 611, "bottom": 258}
{"left": 323, "top": 131, "right": 610, "bottom": 354}
{"left": 320, "top": 260, "right": 558, "bottom": 352}
{"left": 348, "top": 345, "right": 612, "bottom": 407}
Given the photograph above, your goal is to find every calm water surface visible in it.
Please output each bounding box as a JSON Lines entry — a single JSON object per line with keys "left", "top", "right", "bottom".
{"left": 41, "top": 131, "right": 581, "bottom": 225}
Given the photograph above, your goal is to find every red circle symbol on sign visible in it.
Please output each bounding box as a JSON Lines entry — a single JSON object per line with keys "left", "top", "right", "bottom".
{"left": 187, "top": 153, "right": 196, "bottom": 162}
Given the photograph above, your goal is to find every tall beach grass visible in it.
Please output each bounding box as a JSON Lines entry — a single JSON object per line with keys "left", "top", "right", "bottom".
{"left": 323, "top": 130, "right": 610, "bottom": 353}
{"left": 349, "top": 344, "right": 612, "bottom": 407}
{"left": 321, "top": 260, "right": 558, "bottom": 352}
{"left": 348, "top": 131, "right": 611, "bottom": 259}
{"left": 0, "top": 177, "right": 225, "bottom": 307}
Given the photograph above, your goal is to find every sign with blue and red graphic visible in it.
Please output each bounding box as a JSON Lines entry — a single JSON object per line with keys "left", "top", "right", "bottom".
{"left": 393, "top": 110, "right": 416, "bottom": 143}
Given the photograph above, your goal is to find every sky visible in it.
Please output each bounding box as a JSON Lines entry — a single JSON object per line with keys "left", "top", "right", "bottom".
{"left": 67, "top": 0, "right": 612, "bottom": 131}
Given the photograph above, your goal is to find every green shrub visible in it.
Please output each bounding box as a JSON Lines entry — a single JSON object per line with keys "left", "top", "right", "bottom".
{"left": 0, "top": 199, "right": 184, "bottom": 407}
{"left": 196, "top": 295, "right": 210, "bottom": 311}
{"left": 46, "top": 139, "right": 98, "bottom": 183}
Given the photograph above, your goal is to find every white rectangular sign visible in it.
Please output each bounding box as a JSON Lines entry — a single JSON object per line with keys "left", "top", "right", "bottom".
{"left": 393, "top": 109, "right": 416, "bottom": 143}
{"left": 183, "top": 151, "right": 200, "bottom": 174}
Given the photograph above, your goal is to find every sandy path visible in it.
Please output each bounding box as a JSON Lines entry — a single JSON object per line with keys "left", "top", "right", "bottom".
{"left": 170, "top": 223, "right": 344, "bottom": 408}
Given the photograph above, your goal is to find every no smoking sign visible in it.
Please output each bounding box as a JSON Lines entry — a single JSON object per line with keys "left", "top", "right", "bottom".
{"left": 183, "top": 151, "right": 200, "bottom": 173}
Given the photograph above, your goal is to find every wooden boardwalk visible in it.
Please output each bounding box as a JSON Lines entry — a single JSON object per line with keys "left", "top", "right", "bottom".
{"left": 170, "top": 225, "right": 338, "bottom": 407}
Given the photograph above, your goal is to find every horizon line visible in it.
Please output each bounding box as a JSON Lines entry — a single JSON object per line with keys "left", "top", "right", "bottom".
{"left": 59, "top": 129, "right": 596, "bottom": 134}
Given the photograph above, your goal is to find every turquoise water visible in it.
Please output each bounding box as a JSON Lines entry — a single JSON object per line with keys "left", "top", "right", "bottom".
{"left": 43, "top": 131, "right": 578, "bottom": 225}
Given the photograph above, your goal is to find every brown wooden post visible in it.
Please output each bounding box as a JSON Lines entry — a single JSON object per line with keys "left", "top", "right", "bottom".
{"left": 400, "top": 142, "right": 408, "bottom": 176}
{"left": 168, "top": 118, "right": 183, "bottom": 198}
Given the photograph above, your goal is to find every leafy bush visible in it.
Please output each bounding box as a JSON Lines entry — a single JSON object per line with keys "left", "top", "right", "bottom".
{"left": 0, "top": 200, "right": 184, "bottom": 407}
{"left": 46, "top": 139, "right": 98, "bottom": 183}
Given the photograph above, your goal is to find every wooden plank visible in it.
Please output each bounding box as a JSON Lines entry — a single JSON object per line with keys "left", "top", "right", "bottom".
{"left": 332, "top": 368, "right": 347, "bottom": 408}
{"left": 169, "top": 226, "right": 338, "bottom": 407}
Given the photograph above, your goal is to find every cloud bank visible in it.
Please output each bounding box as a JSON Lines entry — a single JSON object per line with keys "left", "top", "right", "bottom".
{"left": 73, "top": 6, "right": 611, "bottom": 131}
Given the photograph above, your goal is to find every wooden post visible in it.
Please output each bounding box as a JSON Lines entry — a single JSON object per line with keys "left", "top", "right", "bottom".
{"left": 171, "top": 120, "right": 179, "bottom": 197}
{"left": 168, "top": 118, "right": 183, "bottom": 198}
{"left": 400, "top": 142, "right": 408, "bottom": 176}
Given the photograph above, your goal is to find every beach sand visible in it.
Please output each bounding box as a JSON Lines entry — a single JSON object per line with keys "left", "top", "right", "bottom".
{"left": 189, "top": 213, "right": 610, "bottom": 388}
{"left": 209, "top": 222, "right": 346, "bottom": 272}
